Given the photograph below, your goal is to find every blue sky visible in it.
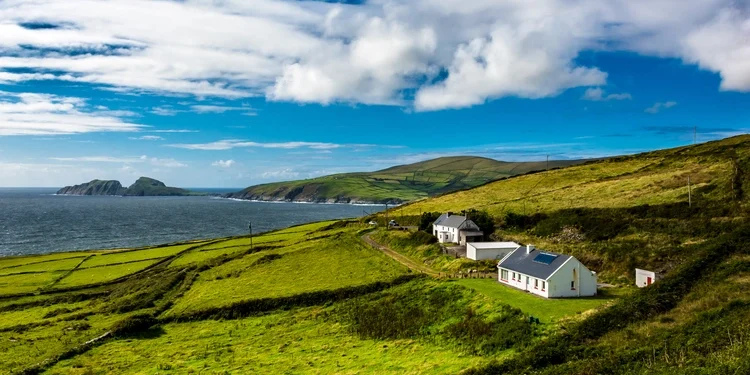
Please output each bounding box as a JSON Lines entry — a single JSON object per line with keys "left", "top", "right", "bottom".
{"left": 0, "top": 0, "right": 748, "bottom": 188}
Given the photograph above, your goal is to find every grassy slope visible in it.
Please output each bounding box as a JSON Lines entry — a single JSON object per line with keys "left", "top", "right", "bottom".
{"left": 4, "top": 136, "right": 750, "bottom": 374}
{"left": 230, "top": 156, "right": 586, "bottom": 203}
{"left": 399, "top": 136, "right": 750, "bottom": 216}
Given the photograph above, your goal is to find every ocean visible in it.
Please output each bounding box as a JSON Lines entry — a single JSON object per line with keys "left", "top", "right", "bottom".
{"left": 0, "top": 188, "right": 383, "bottom": 257}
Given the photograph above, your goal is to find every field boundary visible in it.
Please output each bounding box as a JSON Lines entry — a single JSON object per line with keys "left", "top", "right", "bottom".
{"left": 361, "top": 233, "right": 439, "bottom": 277}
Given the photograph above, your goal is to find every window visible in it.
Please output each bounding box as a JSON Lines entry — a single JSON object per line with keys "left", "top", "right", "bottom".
{"left": 501, "top": 269, "right": 509, "bottom": 281}
{"left": 512, "top": 272, "right": 516, "bottom": 280}
{"left": 571, "top": 281, "right": 576, "bottom": 290}
{"left": 542, "top": 281, "right": 546, "bottom": 291}
{"left": 534, "top": 279, "right": 538, "bottom": 289}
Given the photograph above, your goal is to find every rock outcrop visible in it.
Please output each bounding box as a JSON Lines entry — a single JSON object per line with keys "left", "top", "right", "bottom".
{"left": 55, "top": 180, "right": 126, "bottom": 196}
{"left": 57, "top": 177, "right": 197, "bottom": 196}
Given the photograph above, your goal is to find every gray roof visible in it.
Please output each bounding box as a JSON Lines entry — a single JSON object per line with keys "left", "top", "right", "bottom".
{"left": 498, "top": 247, "right": 572, "bottom": 280}
{"left": 433, "top": 214, "right": 481, "bottom": 231}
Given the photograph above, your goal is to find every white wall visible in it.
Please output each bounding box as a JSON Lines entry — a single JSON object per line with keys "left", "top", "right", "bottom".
{"left": 468, "top": 244, "right": 516, "bottom": 261}
{"left": 547, "top": 258, "right": 597, "bottom": 297}
{"left": 498, "top": 268, "right": 550, "bottom": 298}
{"left": 635, "top": 268, "right": 658, "bottom": 288}
{"left": 433, "top": 224, "right": 459, "bottom": 244}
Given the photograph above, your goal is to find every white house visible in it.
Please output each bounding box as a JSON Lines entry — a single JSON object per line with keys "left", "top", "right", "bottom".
{"left": 497, "top": 245, "right": 597, "bottom": 298}
{"left": 467, "top": 242, "right": 521, "bottom": 261}
{"left": 432, "top": 213, "right": 483, "bottom": 246}
{"left": 635, "top": 268, "right": 661, "bottom": 288}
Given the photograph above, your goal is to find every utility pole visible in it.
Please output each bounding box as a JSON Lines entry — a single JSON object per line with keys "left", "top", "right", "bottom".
{"left": 385, "top": 203, "right": 389, "bottom": 230}
{"left": 688, "top": 175, "right": 692, "bottom": 208}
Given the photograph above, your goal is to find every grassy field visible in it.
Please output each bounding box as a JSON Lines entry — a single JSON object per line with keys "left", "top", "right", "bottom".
{"left": 228, "top": 156, "right": 587, "bottom": 204}
{"left": 4, "top": 136, "right": 750, "bottom": 374}
{"left": 164, "top": 232, "right": 408, "bottom": 316}
{"left": 455, "top": 279, "right": 625, "bottom": 323}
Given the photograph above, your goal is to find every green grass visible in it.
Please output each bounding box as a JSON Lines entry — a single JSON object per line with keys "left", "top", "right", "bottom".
{"left": 47, "top": 307, "right": 488, "bottom": 375}
{"left": 229, "top": 156, "right": 587, "bottom": 203}
{"left": 54, "top": 259, "right": 161, "bottom": 288}
{"left": 80, "top": 243, "right": 195, "bottom": 268}
{"left": 168, "top": 246, "right": 248, "bottom": 268}
{"left": 0, "top": 252, "right": 88, "bottom": 270}
{"left": 165, "top": 233, "right": 408, "bottom": 316}
{"left": 455, "top": 279, "right": 624, "bottom": 323}
{"left": 0, "top": 257, "right": 86, "bottom": 275}
{"left": 0, "top": 271, "right": 66, "bottom": 295}
{"left": 399, "top": 137, "right": 748, "bottom": 216}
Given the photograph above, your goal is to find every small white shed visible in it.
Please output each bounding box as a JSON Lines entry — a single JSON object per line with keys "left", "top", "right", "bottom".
{"left": 467, "top": 242, "right": 520, "bottom": 261}
{"left": 635, "top": 268, "right": 661, "bottom": 288}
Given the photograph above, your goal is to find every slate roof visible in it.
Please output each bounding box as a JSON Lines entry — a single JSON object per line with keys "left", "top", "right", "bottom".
{"left": 498, "top": 247, "right": 572, "bottom": 280}
{"left": 433, "top": 214, "right": 481, "bottom": 231}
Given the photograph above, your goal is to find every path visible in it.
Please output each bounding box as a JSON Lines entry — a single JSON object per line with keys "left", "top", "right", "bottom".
{"left": 361, "top": 233, "right": 440, "bottom": 277}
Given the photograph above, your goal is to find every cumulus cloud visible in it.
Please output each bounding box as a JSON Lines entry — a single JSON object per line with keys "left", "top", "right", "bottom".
{"left": 0, "top": 91, "right": 143, "bottom": 136}
{"left": 645, "top": 101, "right": 678, "bottom": 114}
{"left": 212, "top": 159, "right": 236, "bottom": 168}
{"left": 0, "top": 0, "right": 747, "bottom": 110}
{"left": 582, "top": 88, "right": 632, "bottom": 101}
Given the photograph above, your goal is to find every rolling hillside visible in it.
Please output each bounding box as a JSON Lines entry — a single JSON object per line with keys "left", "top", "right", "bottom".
{"left": 227, "top": 156, "right": 587, "bottom": 204}
{"left": 3, "top": 136, "right": 750, "bottom": 374}
{"left": 398, "top": 135, "right": 750, "bottom": 216}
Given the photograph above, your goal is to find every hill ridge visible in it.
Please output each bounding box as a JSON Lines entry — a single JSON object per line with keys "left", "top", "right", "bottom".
{"left": 227, "top": 156, "right": 588, "bottom": 204}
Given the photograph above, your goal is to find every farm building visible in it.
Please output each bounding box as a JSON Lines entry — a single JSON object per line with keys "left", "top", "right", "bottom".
{"left": 432, "top": 213, "right": 483, "bottom": 245}
{"left": 467, "top": 242, "right": 521, "bottom": 261}
{"left": 635, "top": 268, "right": 661, "bottom": 288}
{"left": 497, "top": 245, "right": 597, "bottom": 298}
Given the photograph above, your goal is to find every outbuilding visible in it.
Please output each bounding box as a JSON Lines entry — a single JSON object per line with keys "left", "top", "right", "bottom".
{"left": 432, "top": 213, "right": 483, "bottom": 246}
{"left": 466, "top": 242, "right": 521, "bottom": 261}
{"left": 635, "top": 268, "right": 661, "bottom": 288}
{"left": 497, "top": 245, "right": 597, "bottom": 298}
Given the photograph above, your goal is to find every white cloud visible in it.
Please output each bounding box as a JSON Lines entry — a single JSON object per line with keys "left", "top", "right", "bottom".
{"left": 260, "top": 168, "right": 300, "bottom": 180}
{"left": 150, "top": 106, "right": 181, "bottom": 116}
{"left": 149, "top": 129, "right": 199, "bottom": 133}
{"left": 645, "top": 101, "right": 678, "bottom": 114}
{"left": 212, "top": 159, "right": 236, "bottom": 168}
{"left": 0, "top": 0, "right": 747, "bottom": 110}
{"left": 191, "top": 105, "right": 255, "bottom": 115}
{"left": 0, "top": 91, "right": 143, "bottom": 136}
{"left": 168, "top": 139, "right": 343, "bottom": 151}
{"left": 50, "top": 154, "right": 186, "bottom": 168}
{"left": 129, "top": 135, "right": 164, "bottom": 141}
{"left": 582, "top": 88, "right": 632, "bottom": 101}
{"left": 51, "top": 156, "right": 143, "bottom": 163}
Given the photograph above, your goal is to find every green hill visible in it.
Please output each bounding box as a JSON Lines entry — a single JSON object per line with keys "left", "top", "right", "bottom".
{"left": 227, "top": 156, "right": 587, "bottom": 203}
{"left": 4, "top": 136, "right": 750, "bottom": 374}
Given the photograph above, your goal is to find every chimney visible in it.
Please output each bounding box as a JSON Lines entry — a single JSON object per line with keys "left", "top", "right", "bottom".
{"left": 447, "top": 212, "right": 452, "bottom": 217}
{"left": 526, "top": 244, "right": 534, "bottom": 254}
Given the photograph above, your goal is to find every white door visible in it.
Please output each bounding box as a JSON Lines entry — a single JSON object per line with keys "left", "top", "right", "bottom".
{"left": 526, "top": 276, "right": 530, "bottom": 291}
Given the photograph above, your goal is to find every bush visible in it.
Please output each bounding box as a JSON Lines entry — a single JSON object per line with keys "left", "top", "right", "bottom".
{"left": 111, "top": 313, "right": 158, "bottom": 338}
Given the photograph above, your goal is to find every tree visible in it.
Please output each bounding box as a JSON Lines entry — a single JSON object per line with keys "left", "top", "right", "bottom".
{"left": 418, "top": 212, "right": 442, "bottom": 232}
{"left": 463, "top": 209, "right": 496, "bottom": 239}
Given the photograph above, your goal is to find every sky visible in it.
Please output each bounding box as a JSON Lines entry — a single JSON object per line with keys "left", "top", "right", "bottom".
{"left": 0, "top": 0, "right": 749, "bottom": 188}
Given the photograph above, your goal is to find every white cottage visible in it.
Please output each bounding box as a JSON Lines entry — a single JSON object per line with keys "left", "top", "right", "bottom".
{"left": 432, "top": 213, "right": 483, "bottom": 245}
{"left": 466, "top": 242, "right": 521, "bottom": 261}
{"left": 497, "top": 245, "right": 597, "bottom": 298}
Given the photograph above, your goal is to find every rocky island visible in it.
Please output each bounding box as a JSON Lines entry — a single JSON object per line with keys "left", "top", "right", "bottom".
{"left": 56, "top": 177, "right": 201, "bottom": 196}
